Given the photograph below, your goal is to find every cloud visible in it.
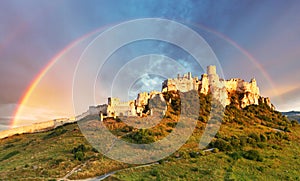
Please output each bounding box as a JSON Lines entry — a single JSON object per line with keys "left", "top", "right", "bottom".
{"left": 271, "top": 86, "right": 300, "bottom": 111}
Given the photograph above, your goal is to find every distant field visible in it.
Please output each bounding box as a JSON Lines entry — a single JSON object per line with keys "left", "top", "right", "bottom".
{"left": 282, "top": 111, "right": 300, "bottom": 123}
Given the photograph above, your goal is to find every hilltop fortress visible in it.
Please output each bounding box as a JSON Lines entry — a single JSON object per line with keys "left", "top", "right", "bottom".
{"left": 86, "top": 65, "right": 274, "bottom": 119}
{"left": 0, "top": 65, "right": 274, "bottom": 139}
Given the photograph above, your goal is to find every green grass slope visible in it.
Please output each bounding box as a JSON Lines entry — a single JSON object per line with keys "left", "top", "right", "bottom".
{"left": 0, "top": 91, "right": 299, "bottom": 180}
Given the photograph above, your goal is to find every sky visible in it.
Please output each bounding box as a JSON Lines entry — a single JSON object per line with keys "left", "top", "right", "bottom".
{"left": 0, "top": 0, "right": 300, "bottom": 130}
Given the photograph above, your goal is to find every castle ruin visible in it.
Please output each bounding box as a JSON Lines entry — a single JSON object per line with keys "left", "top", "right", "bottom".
{"left": 0, "top": 65, "right": 275, "bottom": 139}
{"left": 85, "top": 65, "right": 274, "bottom": 120}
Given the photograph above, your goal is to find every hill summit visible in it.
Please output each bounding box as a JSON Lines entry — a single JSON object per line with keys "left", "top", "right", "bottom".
{"left": 87, "top": 65, "right": 274, "bottom": 119}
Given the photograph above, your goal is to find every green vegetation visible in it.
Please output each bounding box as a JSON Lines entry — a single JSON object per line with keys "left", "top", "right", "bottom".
{"left": 0, "top": 150, "right": 20, "bottom": 161}
{"left": 0, "top": 91, "right": 299, "bottom": 180}
{"left": 72, "top": 144, "right": 86, "bottom": 161}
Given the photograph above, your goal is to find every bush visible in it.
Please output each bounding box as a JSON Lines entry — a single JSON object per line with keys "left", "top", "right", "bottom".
{"left": 242, "top": 150, "right": 263, "bottom": 162}
{"left": 124, "top": 129, "right": 156, "bottom": 144}
{"left": 228, "top": 152, "right": 242, "bottom": 160}
{"left": 212, "top": 148, "right": 219, "bottom": 153}
{"left": 257, "top": 143, "right": 266, "bottom": 149}
{"left": 91, "top": 147, "right": 99, "bottom": 153}
{"left": 291, "top": 120, "right": 298, "bottom": 126}
{"left": 121, "top": 126, "right": 133, "bottom": 133}
{"left": 190, "top": 167, "right": 199, "bottom": 172}
{"left": 189, "top": 151, "right": 199, "bottom": 158}
{"left": 43, "top": 128, "right": 67, "bottom": 140}
{"left": 230, "top": 138, "right": 241, "bottom": 148}
{"left": 74, "top": 151, "right": 84, "bottom": 161}
{"left": 72, "top": 144, "right": 87, "bottom": 161}
{"left": 150, "top": 169, "right": 159, "bottom": 176}
{"left": 271, "top": 145, "right": 281, "bottom": 150}
{"left": 1, "top": 150, "right": 20, "bottom": 161}
{"left": 249, "top": 133, "right": 260, "bottom": 142}
{"left": 247, "top": 137, "right": 256, "bottom": 145}
{"left": 4, "top": 143, "right": 14, "bottom": 149}
{"left": 213, "top": 139, "right": 233, "bottom": 152}
{"left": 72, "top": 144, "right": 86, "bottom": 154}
{"left": 260, "top": 134, "right": 267, "bottom": 142}
{"left": 283, "top": 127, "right": 291, "bottom": 132}
{"left": 166, "top": 122, "right": 177, "bottom": 128}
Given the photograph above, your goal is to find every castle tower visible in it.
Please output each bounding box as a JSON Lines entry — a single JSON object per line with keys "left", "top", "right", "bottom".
{"left": 207, "top": 65, "right": 219, "bottom": 85}
{"left": 207, "top": 65, "right": 216, "bottom": 75}
{"left": 108, "top": 97, "right": 120, "bottom": 106}
{"left": 187, "top": 72, "right": 192, "bottom": 80}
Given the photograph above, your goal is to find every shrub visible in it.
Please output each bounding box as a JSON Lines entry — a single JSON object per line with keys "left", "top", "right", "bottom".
{"left": 247, "top": 137, "right": 256, "bottom": 145}
{"left": 190, "top": 167, "right": 199, "bottom": 172}
{"left": 213, "top": 139, "right": 233, "bottom": 151}
{"left": 4, "top": 143, "right": 14, "bottom": 149}
{"left": 271, "top": 145, "right": 281, "bottom": 150}
{"left": 1, "top": 150, "right": 20, "bottom": 161}
{"left": 121, "top": 126, "right": 133, "bottom": 132}
{"left": 249, "top": 133, "right": 260, "bottom": 142}
{"left": 260, "top": 134, "right": 267, "bottom": 142}
{"left": 124, "top": 129, "right": 156, "bottom": 144}
{"left": 212, "top": 148, "right": 219, "bottom": 153}
{"left": 91, "top": 147, "right": 99, "bottom": 153}
{"left": 189, "top": 151, "right": 199, "bottom": 158}
{"left": 257, "top": 143, "right": 266, "bottom": 149}
{"left": 242, "top": 150, "right": 263, "bottom": 162}
{"left": 230, "top": 138, "right": 241, "bottom": 148}
{"left": 72, "top": 144, "right": 87, "bottom": 161}
{"left": 43, "top": 128, "right": 67, "bottom": 140}
{"left": 291, "top": 120, "right": 298, "bottom": 126}
{"left": 283, "top": 127, "right": 291, "bottom": 132}
{"left": 74, "top": 151, "right": 84, "bottom": 161}
{"left": 150, "top": 169, "right": 159, "bottom": 176}
{"left": 166, "top": 122, "right": 177, "bottom": 128}
{"left": 239, "top": 136, "right": 248, "bottom": 146}
{"left": 228, "top": 152, "right": 242, "bottom": 160}
{"left": 72, "top": 144, "right": 86, "bottom": 154}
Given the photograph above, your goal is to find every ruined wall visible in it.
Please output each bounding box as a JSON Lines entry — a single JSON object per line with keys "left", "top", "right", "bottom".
{"left": 162, "top": 72, "right": 199, "bottom": 93}
{"left": 0, "top": 118, "right": 76, "bottom": 139}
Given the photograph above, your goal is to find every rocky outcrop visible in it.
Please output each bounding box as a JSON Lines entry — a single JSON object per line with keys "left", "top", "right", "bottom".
{"left": 259, "top": 97, "right": 275, "bottom": 110}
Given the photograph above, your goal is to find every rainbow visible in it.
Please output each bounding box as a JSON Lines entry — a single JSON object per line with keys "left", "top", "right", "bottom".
{"left": 10, "top": 20, "right": 277, "bottom": 128}
{"left": 10, "top": 26, "right": 109, "bottom": 128}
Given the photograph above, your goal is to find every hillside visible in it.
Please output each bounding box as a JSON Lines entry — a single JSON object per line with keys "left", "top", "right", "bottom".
{"left": 0, "top": 91, "right": 299, "bottom": 180}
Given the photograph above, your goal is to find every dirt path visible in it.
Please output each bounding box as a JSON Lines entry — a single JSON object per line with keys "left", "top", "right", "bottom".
{"left": 58, "top": 162, "right": 87, "bottom": 181}
{"left": 58, "top": 162, "right": 158, "bottom": 181}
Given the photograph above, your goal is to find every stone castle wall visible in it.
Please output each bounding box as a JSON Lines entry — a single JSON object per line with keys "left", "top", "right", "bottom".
{"left": 0, "top": 118, "right": 76, "bottom": 139}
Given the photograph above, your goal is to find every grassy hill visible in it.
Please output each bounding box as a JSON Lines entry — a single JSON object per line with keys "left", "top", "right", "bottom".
{"left": 0, "top": 91, "right": 299, "bottom": 180}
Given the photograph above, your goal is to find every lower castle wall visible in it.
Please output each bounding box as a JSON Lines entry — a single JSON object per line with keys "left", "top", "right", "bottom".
{"left": 0, "top": 118, "right": 78, "bottom": 139}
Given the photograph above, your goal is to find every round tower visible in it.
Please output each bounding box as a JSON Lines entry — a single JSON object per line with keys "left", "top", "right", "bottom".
{"left": 207, "top": 65, "right": 216, "bottom": 75}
